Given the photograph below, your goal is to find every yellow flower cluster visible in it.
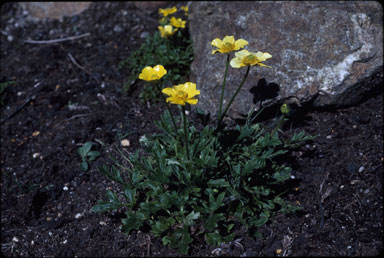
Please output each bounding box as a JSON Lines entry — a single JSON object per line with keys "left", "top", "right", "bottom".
{"left": 157, "top": 5, "right": 188, "bottom": 38}
{"left": 211, "top": 35, "right": 272, "bottom": 68}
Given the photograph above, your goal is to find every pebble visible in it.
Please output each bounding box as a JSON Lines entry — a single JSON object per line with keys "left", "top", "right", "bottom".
{"left": 121, "top": 139, "right": 130, "bottom": 147}
{"left": 12, "top": 236, "right": 19, "bottom": 242}
{"left": 113, "top": 25, "right": 124, "bottom": 32}
{"left": 75, "top": 213, "right": 82, "bottom": 219}
{"left": 140, "top": 31, "right": 150, "bottom": 38}
{"left": 63, "top": 186, "right": 69, "bottom": 191}
{"left": 358, "top": 166, "right": 365, "bottom": 173}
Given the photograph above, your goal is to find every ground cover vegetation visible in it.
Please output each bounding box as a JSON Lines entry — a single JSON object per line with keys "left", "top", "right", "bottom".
{"left": 92, "top": 19, "right": 315, "bottom": 253}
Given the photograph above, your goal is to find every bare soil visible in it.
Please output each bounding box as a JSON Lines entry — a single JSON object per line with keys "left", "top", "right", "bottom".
{"left": 1, "top": 2, "right": 383, "bottom": 257}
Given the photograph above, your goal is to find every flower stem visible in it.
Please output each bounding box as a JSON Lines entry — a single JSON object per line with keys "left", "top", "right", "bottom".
{"left": 217, "top": 54, "right": 230, "bottom": 126}
{"left": 155, "top": 82, "right": 178, "bottom": 133}
{"left": 271, "top": 114, "right": 286, "bottom": 137}
{"left": 217, "top": 65, "right": 251, "bottom": 130}
{"left": 182, "top": 105, "right": 190, "bottom": 160}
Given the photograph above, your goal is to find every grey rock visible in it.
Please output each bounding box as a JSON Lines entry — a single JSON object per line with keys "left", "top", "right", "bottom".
{"left": 188, "top": 1, "right": 383, "bottom": 118}
{"left": 19, "top": 2, "right": 91, "bottom": 20}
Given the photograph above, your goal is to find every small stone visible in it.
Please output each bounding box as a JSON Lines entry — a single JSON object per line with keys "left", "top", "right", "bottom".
{"left": 121, "top": 139, "right": 130, "bottom": 147}
{"left": 99, "top": 221, "right": 107, "bottom": 226}
{"left": 32, "top": 153, "right": 40, "bottom": 159}
{"left": 75, "top": 213, "right": 82, "bottom": 219}
{"left": 63, "top": 186, "right": 68, "bottom": 191}
{"left": 358, "top": 166, "right": 365, "bottom": 173}
{"left": 12, "top": 236, "right": 19, "bottom": 242}
{"left": 113, "top": 25, "right": 124, "bottom": 33}
{"left": 326, "top": 135, "right": 332, "bottom": 139}
{"left": 140, "top": 31, "right": 150, "bottom": 39}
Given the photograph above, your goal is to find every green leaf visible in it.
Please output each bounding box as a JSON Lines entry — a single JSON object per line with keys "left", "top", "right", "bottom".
{"left": 205, "top": 213, "right": 225, "bottom": 231}
{"left": 183, "top": 211, "right": 200, "bottom": 226}
{"left": 205, "top": 231, "right": 221, "bottom": 246}
{"left": 80, "top": 161, "right": 89, "bottom": 171}
{"left": 123, "top": 187, "right": 136, "bottom": 204}
{"left": 121, "top": 212, "right": 144, "bottom": 233}
{"left": 106, "top": 189, "right": 120, "bottom": 203}
{"left": 91, "top": 200, "right": 122, "bottom": 213}
{"left": 78, "top": 142, "right": 93, "bottom": 157}
{"left": 215, "top": 192, "right": 225, "bottom": 210}
{"left": 98, "top": 165, "right": 125, "bottom": 184}
{"left": 249, "top": 212, "right": 270, "bottom": 227}
{"left": 152, "top": 221, "right": 171, "bottom": 236}
{"left": 207, "top": 179, "right": 229, "bottom": 188}
{"left": 87, "top": 150, "right": 101, "bottom": 160}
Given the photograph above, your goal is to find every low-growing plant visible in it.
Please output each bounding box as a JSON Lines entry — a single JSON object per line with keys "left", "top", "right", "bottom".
{"left": 93, "top": 20, "right": 314, "bottom": 254}
{"left": 119, "top": 5, "right": 193, "bottom": 104}
{"left": 78, "top": 141, "right": 101, "bottom": 171}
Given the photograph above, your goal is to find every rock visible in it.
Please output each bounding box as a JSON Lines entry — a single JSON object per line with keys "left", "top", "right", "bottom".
{"left": 188, "top": 1, "right": 383, "bottom": 118}
{"left": 19, "top": 2, "right": 91, "bottom": 20}
{"left": 133, "top": 1, "right": 170, "bottom": 12}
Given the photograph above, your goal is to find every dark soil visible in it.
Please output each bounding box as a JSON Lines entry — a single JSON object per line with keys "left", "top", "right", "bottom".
{"left": 1, "top": 2, "right": 383, "bottom": 257}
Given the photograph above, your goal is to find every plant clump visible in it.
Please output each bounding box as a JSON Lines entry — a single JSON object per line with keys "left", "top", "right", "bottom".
{"left": 93, "top": 5, "right": 314, "bottom": 255}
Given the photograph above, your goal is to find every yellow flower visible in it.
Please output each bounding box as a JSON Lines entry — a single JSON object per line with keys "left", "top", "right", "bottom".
{"left": 159, "top": 6, "right": 177, "bottom": 17}
{"left": 139, "top": 65, "right": 167, "bottom": 82}
{"left": 170, "top": 16, "right": 186, "bottom": 28}
{"left": 181, "top": 5, "right": 188, "bottom": 14}
{"left": 211, "top": 35, "right": 248, "bottom": 54}
{"left": 158, "top": 25, "right": 178, "bottom": 38}
{"left": 230, "top": 49, "right": 272, "bottom": 68}
{"left": 280, "top": 104, "right": 289, "bottom": 114}
{"left": 162, "top": 82, "right": 200, "bottom": 105}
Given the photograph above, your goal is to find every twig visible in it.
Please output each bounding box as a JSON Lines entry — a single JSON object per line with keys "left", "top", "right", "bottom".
{"left": 67, "top": 52, "right": 91, "bottom": 75}
{"left": 0, "top": 95, "right": 36, "bottom": 125}
{"left": 24, "top": 33, "right": 91, "bottom": 44}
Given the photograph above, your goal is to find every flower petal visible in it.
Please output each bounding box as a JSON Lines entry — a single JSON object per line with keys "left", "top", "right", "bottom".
{"left": 234, "top": 39, "right": 249, "bottom": 50}
{"left": 223, "top": 35, "right": 235, "bottom": 45}
{"left": 186, "top": 98, "right": 198, "bottom": 105}
{"left": 235, "top": 49, "right": 250, "bottom": 58}
{"left": 153, "top": 65, "right": 167, "bottom": 77}
{"left": 162, "top": 87, "right": 175, "bottom": 96}
{"left": 230, "top": 57, "right": 243, "bottom": 68}
{"left": 211, "top": 38, "right": 223, "bottom": 48}
{"left": 255, "top": 51, "right": 272, "bottom": 62}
